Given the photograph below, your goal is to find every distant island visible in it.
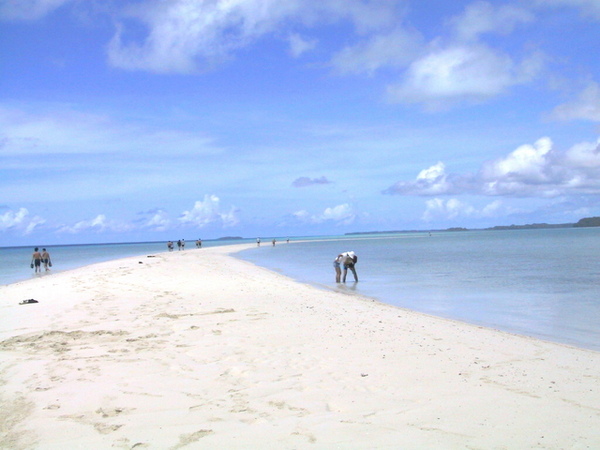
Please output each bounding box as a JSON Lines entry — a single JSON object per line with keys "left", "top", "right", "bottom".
{"left": 217, "top": 236, "right": 244, "bottom": 240}
{"left": 346, "top": 216, "right": 600, "bottom": 235}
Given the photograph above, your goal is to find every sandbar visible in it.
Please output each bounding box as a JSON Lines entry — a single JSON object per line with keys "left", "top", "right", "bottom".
{"left": 1, "top": 244, "right": 599, "bottom": 448}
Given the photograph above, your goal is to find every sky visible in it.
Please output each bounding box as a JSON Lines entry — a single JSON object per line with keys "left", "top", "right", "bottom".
{"left": 2, "top": 0, "right": 600, "bottom": 246}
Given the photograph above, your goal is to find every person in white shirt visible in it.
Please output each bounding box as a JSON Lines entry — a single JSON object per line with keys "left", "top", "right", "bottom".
{"left": 341, "top": 251, "right": 358, "bottom": 283}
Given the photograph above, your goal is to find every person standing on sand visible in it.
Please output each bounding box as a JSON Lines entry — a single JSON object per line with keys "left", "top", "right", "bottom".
{"left": 341, "top": 251, "right": 358, "bottom": 283}
{"left": 272, "top": 238, "right": 276, "bottom": 246}
{"left": 167, "top": 241, "right": 174, "bottom": 251}
{"left": 257, "top": 238, "right": 261, "bottom": 246}
{"left": 41, "top": 248, "right": 52, "bottom": 271}
{"left": 31, "top": 248, "right": 42, "bottom": 273}
{"left": 333, "top": 254, "right": 343, "bottom": 283}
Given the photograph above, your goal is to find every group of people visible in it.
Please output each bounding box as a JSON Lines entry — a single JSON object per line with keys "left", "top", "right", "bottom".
{"left": 167, "top": 239, "right": 202, "bottom": 251}
{"left": 30, "top": 247, "right": 52, "bottom": 273}
{"left": 334, "top": 251, "right": 358, "bottom": 283}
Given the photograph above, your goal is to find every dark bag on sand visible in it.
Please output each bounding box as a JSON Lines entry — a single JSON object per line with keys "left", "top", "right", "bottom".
{"left": 30, "top": 263, "right": 33, "bottom": 268}
{"left": 20, "top": 299, "right": 39, "bottom": 305}
{"left": 49, "top": 261, "right": 52, "bottom": 267}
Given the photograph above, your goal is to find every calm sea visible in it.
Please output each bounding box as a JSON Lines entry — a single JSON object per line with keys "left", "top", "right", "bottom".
{"left": 237, "top": 228, "right": 600, "bottom": 352}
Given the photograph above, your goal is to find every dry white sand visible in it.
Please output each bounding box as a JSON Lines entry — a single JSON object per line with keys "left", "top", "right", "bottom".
{"left": 1, "top": 244, "right": 599, "bottom": 449}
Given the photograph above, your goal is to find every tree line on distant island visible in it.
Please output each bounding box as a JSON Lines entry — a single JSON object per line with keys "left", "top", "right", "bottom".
{"left": 346, "top": 217, "right": 600, "bottom": 235}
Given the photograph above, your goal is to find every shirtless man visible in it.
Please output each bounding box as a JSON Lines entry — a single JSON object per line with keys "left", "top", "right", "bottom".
{"left": 31, "top": 248, "right": 42, "bottom": 273}
{"left": 41, "top": 248, "right": 51, "bottom": 271}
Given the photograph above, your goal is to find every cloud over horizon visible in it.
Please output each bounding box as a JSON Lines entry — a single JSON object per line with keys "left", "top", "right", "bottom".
{"left": 384, "top": 137, "right": 600, "bottom": 198}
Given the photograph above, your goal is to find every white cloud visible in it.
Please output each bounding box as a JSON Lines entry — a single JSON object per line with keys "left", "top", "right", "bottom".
{"left": 330, "top": 27, "right": 423, "bottom": 76}
{"left": 481, "top": 137, "right": 552, "bottom": 184}
{"left": 450, "top": 1, "right": 534, "bottom": 42}
{"left": 0, "top": 207, "right": 45, "bottom": 234}
{"left": 422, "top": 198, "right": 512, "bottom": 222}
{"left": 384, "top": 1, "right": 540, "bottom": 109}
{"left": 58, "top": 214, "right": 132, "bottom": 234}
{"left": 422, "top": 198, "right": 475, "bottom": 221}
{"left": 293, "top": 203, "right": 356, "bottom": 225}
{"left": 385, "top": 137, "right": 600, "bottom": 198}
{"left": 0, "top": 0, "right": 72, "bottom": 21}
{"left": 383, "top": 161, "right": 467, "bottom": 196}
{"left": 179, "top": 195, "right": 239, "bottom": 228}
{"left": 106, "top": 0, "right": 403, "bottom": 73}
{"left": 551, "top": 82, "right": 600, "bottom": 122}
{"left": 145, "top": 210, "right": 171, "bottom": 232}
{"left": 387, "top": 44, "right": 543, "bottom": 108}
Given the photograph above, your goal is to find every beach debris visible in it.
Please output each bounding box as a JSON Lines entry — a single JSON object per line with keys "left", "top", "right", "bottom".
{"left": 19, "top": 299, "right": 39, "bottom": 305}
{"left": 361, "top": 373, "right": 369, "bottom": 377}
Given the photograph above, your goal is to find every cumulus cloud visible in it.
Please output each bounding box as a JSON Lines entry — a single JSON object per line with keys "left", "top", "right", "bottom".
{"left": 0, "top": 207, "right": 45, "bottom": 234}
{"left": 551, "top": 82, "right": 600, "bottom": 122}
{"left": 387, "top": 44, "right": 543, "bottom": 108}
{"left": 385, "top": 137, "right": 600, "bottom": 198}
{"left": 179, "top": 195, "right": 239, "bottom": 228}
{"left": 383, "top": 161, "right": 472, "bottom": 196}
{"left": 144, "top": 209, "right": 171, "bottom": 232}
{"left": 292, "top": 176, "right": 331, "bottom": 187}
{"left": 293, "top": 203, "right": 356, "bottom": 225}
{"left": 385, "top": 1, "right": 541, "bottom": 109}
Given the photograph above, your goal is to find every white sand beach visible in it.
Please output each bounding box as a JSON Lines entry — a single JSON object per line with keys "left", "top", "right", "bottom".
{"left": 1, "top": 244, "right": 599, "bottom": 449}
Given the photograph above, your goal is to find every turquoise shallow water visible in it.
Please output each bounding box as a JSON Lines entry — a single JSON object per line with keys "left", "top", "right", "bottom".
{"left": 237, "top": 228, "right": 600, "bottom": 352}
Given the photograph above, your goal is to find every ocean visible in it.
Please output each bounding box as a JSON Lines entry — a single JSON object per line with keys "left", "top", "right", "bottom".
{"left": 237, "top": 228, "right": 600, "bottom": 352}
{"left": 2, "top": 229, "right": 599, "bottom": 352}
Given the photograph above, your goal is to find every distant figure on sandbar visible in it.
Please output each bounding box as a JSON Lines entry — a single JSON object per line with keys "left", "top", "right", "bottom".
{"left": 272, "top": 238, "right": 276, "bottom": 246}
{"left": 333, "top": 253, "right": 344, "bottom": 283}
{"left": 341, "top": 251, "right": 358, "bottom": 283}
{"left": 31, "top": 247, "right": 42, "bottom": 273}
{"left": 41, "top": 248, "right": 52, "bottom": 271}
{"left": 167, "top": 241, "right": 174, "bottom": 251}
{"left": 257, "top": 238, "right": 261, "bottom": 246}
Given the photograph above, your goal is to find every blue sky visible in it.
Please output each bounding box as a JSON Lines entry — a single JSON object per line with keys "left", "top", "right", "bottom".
{"left": 2, "top": 0, "right": 600, "bottom": 245}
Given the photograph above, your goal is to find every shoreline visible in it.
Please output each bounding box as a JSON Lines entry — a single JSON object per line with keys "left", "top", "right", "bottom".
{"left": 1, "top": 244, "right": 599, "bottom": 448}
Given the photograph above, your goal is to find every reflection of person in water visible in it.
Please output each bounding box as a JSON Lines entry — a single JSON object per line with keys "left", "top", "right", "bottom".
{"left": 341, "top": 251, "right": 358, "bottom": 283}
